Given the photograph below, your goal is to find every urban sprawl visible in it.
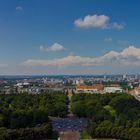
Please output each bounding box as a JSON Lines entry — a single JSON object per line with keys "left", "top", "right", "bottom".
{"left": 0, "top": 75, "right": 140, "bottom": 96}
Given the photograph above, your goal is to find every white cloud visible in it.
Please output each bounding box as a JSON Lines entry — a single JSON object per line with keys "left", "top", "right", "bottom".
{"left": 104, "top": 37, "right": 113, "bottom": 42}
{"left": 74, "top": 14, "right": 125, "bottom": 29}
{"left": 111, "top": 22, "right": 124, "bottom": 29}
{"left": 16, "top": 6, "right": 23, "bottom": 11}
{"left": 40, "top": 43, "right": 65, "bottom": 52}
{"left": 74, "top": 15, "right": 109, "bottom": 28}
{"left": 23, "top": 45, "right": 140, "bottom": 67}
{"left": 0, "top": 46, "right": 138, "bottom": 75}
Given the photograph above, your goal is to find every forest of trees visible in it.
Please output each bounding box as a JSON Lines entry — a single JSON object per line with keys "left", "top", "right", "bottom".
{"left": 0, "top": 123, "right": 54, "bottom": 140}
{"left": 1, "top": 91, "right": 140, "bottom": 139}
{"left": 0, "top": 92, "right": 68, "bottom": 139}
{"left": 71, "top": 93, "right": 140, "bottom": 140}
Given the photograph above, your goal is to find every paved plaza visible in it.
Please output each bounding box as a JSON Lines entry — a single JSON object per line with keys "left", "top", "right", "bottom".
{"left": 52, "top": 117, "right": 87, "bottom": 132}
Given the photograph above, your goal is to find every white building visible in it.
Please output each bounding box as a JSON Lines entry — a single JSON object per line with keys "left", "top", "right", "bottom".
{"left": 123, "top": 74, "right": 126, "bottom": 79}
{"left": 104, "top": 87, "right": 123, "bottom": 93}
{"left": 16, "top": 82, "right": 30, "bottom": 87}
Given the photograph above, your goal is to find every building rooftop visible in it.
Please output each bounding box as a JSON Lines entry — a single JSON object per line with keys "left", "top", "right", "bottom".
{"left": 134, "top": 86, "right": 140, "bottom": 91}
{"left": 76, "top": 84, "right": 104, "bottom": 90}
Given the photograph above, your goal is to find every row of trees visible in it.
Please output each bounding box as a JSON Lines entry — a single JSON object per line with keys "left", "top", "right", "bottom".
{"left": 88, "top": 125, "right": 140, "bottom": 140}
{"left": 0, "top": 123, "right": 55, "bottom": 140}
{"left": 0, "top": 92, "right": 68, "bottom": 128}
{"left": 71, "top": 93, "right": 140, "bottom": 139}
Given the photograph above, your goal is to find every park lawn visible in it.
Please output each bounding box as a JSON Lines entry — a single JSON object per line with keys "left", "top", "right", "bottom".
{"left": 104, "top": 105, "right": 116, "bottom": 116}
{"left": 80, "top": 131, "right": 92, "bottom": 139}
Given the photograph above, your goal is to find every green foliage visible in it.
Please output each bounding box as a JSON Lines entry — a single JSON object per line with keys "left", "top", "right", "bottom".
{"left": 0, "top": 123, "right": 55, "bottom": 140}
{"left": 104, "top": 105, "right": 116, "bottom": 117}
{"left": 80, "top": 131, "right": 92, "bottom": 139}
{"left": 99, "top": 120, "right": 113, "bottom": 128}
{"left": 109, "top": 94, "right": 140, "bottom": 121}
{"left": 0, "top": 92, "right": 68, "bottom": 129}
{"left": 91, "top": 127, "right": 140, "bottom": 140}
{"left": 72, "top": 93, "right": 140, "bottom": 139}
{"left": 133, "top": 119, "right": 140, "bottom": 128}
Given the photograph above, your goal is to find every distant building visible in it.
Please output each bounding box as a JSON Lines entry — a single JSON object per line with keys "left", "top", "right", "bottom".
{"left": 16, "top": 82, "right": 30, "bottom": 87}
{"left": 76, "top": 84, "right": 104, "bottom": 93}
{"left": 123, "top": 74, "right": 126, "bottom": 79}
{"left": 75, "top": 79, "right": 84, "bottom": 85}
{"left": 109, "top": 84, "right": 120, "bottom": 87}
{"left": 75, "top": 80, "right": 80, "bottom": 85}
{"left": 17, "top": 87, "right": 29, "bottom": 93}
{"left": 104, "top": 87, "right": 123, "bottom": 93}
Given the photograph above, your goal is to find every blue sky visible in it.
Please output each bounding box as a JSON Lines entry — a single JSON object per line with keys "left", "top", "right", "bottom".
{"left": 0, "top": 0, "right": 140, "bottom": 75}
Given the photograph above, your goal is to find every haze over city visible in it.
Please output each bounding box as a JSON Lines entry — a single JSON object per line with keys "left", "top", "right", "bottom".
{"left": 0, "top": 0, "right": 140, "bottom": 75}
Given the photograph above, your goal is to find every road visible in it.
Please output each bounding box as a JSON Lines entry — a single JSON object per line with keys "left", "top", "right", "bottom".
{"left": 52, "top": 117, "right": 87, "bottom": 132}
{"left": 129, "top": 90, "right": 140, "bottom": 102}
{"left": 59, "top": 131, "right": 80, "bottom": 140}
{"left": 51, "top": 90, "right": 87, "bottom": 140}
{"left": 67, "top": 89, "right": 74, "bottom": 117}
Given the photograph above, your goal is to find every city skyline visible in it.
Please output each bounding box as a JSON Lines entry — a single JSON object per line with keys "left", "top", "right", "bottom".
{"left": 0, "top": 0, "right": 140, "bottom": 75}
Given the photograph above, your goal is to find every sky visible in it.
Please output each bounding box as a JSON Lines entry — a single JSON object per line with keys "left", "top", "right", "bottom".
{"left": 0, "top": 0, "right": 140, "bottom": 75}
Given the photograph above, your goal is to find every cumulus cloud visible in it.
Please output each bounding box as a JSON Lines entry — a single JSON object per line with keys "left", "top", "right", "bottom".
{"left": 74, "top": 14, "right": 125, "bottom": 29}
{"left": 23, "top": 46, "right": 140, "bottom": 67}
{"left": 75, "top": 15, "right": 109, "bottom": 28}
{"left": 16, "top": 6, "right": 23, "bottom": 11}
{"left": 40, "top": 43, "right": 65, "bottom": 52}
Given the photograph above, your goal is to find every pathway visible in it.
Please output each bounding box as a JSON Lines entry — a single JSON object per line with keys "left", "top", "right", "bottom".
{"left": 51, "top": 90, "right": 87, "bottom": 140}
{"left": 59, "top": 131, "right": 80, "bottom": 140}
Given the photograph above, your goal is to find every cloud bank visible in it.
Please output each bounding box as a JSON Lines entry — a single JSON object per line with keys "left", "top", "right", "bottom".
{"left": 24, "top": 46, "right": 140, "bottom": 67}
{"left": 74, "top": 14, "right": 124, "bottom": 29}
{"left": 1, "top": 46, "right": 140, "bottom": 75}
